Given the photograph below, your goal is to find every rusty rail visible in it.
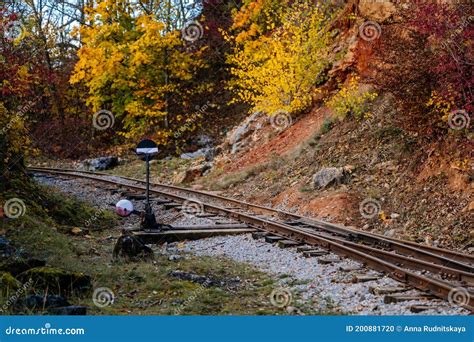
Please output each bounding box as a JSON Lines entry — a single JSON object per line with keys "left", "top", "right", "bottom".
{"left": 29, "top": 166, "right": 474, "bottom": 311}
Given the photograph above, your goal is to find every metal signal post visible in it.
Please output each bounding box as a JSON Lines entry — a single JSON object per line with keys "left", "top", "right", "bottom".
{"left": 136, "top": 139, "right": 163, "bottom": 231}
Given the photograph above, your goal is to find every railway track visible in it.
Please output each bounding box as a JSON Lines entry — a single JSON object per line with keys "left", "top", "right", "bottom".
{"left": 28, "top": 166, "right": 474, "bottom": 311}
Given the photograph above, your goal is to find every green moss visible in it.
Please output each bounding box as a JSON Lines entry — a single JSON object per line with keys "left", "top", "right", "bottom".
{"left": 17, "top": 267, "right": 91, "bottom": 297}
{"left": 0, "top": 272, "right": 20, "bottom": 296}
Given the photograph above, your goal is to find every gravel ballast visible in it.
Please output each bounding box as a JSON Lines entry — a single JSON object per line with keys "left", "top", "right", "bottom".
{"left": 34, "top": 173, "right": 469, "bottom": 316}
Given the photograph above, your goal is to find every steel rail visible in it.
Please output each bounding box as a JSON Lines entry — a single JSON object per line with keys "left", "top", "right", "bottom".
{"left": 29, "top": 166, "right": 474, "bottom": 267}
{"left": 29, "top": 167, "right": 474, "bottom": 310}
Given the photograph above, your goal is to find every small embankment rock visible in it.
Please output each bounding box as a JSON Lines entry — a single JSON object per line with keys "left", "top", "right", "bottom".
{"left": 80, "top": 156, "right": 118, "bottom": 171}
{"left": 312, "top": 166, "right": 353, "bottom": 189}
{"left": 113, "top": 230, "right": 153, "bottom": 261}
{"left": 169, "top": 270, "right": 241, "bottom": 290}
{"left": 173, "top": 158, "right": 213, "bottom": 184}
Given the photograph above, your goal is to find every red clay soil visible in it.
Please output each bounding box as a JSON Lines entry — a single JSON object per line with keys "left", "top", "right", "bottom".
{"left": 226, "top": 107, "right": 331, "bottom": 173}
{"left": 270, "top": 186, "right": 358, "bottom": 223}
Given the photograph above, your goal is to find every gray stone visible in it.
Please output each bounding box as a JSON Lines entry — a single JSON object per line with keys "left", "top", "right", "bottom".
{"left": 226, "top": 111, "right": 264, "bottom": 154}
{"left": 312, "top": 167, "right": 351, "bottom": 189}
{"left": 48, "top": 305, "right": 87, "bottom": 315}
{"left": 14, "top": 295, "right": 70, "bottom": 311}
{"left": 81, "top": 156, "right": 118, "bottom": 171}
{"left": 181, "top": 147, "right": 220, "bottom": 162}
{"left": 195, "top": 135, "right": 213, "bottom": 147}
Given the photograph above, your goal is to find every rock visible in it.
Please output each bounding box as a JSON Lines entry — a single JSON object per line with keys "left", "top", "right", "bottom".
{"left": 0, "top": 271, "right": 20, "bottom": 295}
{"left": 0, "top": 257, "right": 46, "bottom": 276}
{"left": 169, "top": 270, "right": 240, "bottom": 290}
{"left": 384, "top": 229, "right": 397, "bottom": 237}
{"left": 225, "top": 111, "right": 264, "bottom": 154}
{"left": 0, "top": 236, "right": 16, "bottom": 259}
{"left": 181, "top": 147, "right": 219, "bottom": 162}
{"left": 286, "top": 306, "right": 297, "bottom": 314}
{"left": 390, "top": 213, "right": 400, "bottom": 219}
{"left": 180, "top": 148, "right": 207, "bottom": 160}
{"left": 80, "top": 156, "right": 118, "bottom": 171}
{"left": 14, "top": 295, "right": 70, "bottom": 310}
{"left": 195, "top": 134, "right": 213, "bottom": 147}
{"left": 312, "top": 166, "right": 351, "bottom": 189}
{"left": 113, "top": 230, "right": 153, "bottom": 261}
{"left": 168, "top": 255, "right": 183, "bottom": 261}
{"left": 173, "top": 162, "right": 212, "bottom": 184}
{"left": 48, "top": 305, "right": 87, "bottom": 315}
{"left": 71, "top": 227, "right": 84, "bottom": 235}
{"left": 17, "top": 267, "right": 92, "bottom": 296}
{"left": 358, "top": 0, "right": 397, "bottom": 23}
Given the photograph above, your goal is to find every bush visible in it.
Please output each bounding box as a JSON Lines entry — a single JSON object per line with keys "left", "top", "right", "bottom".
{"left": 325, "top": 76, "right": 378, "bottom": 120}
{"left": 227, "top": 1, "right": 333, "bottom": 115}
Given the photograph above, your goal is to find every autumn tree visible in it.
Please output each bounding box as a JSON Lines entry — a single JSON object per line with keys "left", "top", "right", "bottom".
{"left": 71, "top": 0, "right": 208, "bottom": 145}
{"left": 226, "top": 1, "right": 332, "bottom": 116}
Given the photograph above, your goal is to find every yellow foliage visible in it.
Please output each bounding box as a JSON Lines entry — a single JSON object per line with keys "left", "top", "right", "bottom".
{"left": 426, "top": 90, "right": 456, "bottom": 122}
{"left": 325, "top": 76, "right": 378, "bottom": 120}
{"left": 227, "top": 2, "right": 331, "bottom": 116}
{"left": 70, "top": 1, "right": 207, "bottom": 143}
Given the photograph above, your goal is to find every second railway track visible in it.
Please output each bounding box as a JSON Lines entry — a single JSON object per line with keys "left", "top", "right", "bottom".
{"left": 29, "top": 166, "right": 474, "bottom": 311}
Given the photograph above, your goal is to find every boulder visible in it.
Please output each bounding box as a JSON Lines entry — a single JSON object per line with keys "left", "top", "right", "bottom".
{"left": 312, "top": 166, "right": 352, "bottom": 189}
{"left": 0, "top": 257, "right": 46, "bottom": 276}
{"left": 225, "top": 111, "right": 264, "bottom": 154}
{"left": 195, "top": 134, "right": 213, "bottom": 147}
{"left": 0, "top": 236, "right": 16, "bottom": 259}
{"left": 113, "top": 230, "right": 153, "bottom": 261}
{"left": 358, "top": 0, "right": 397, "bottom": 23}
{"left": 173, "top": 162, "right": 212, "bottom": 184}
{"left": 14, "top": 295, "right": 70, "bottom": 310}
{"left": 80, "top": 156, "right": 118, "bottom": 171}
{"left": 17, "top": 267, "right": 92, "bottom": 296}
{"left": 180, "top": 147, "right": 219, "bottom": 161}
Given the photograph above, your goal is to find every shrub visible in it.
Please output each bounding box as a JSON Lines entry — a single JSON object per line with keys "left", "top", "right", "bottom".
{"left": 227, "top": 1, "right": 333, "bottom": 116}
{"left": 325, "top": 76, "right": 378, "bottom": 120}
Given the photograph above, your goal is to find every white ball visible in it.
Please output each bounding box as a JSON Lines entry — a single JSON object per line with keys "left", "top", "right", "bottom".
{"left": 115, "top": 199, "right": 134, "bottom": 217}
